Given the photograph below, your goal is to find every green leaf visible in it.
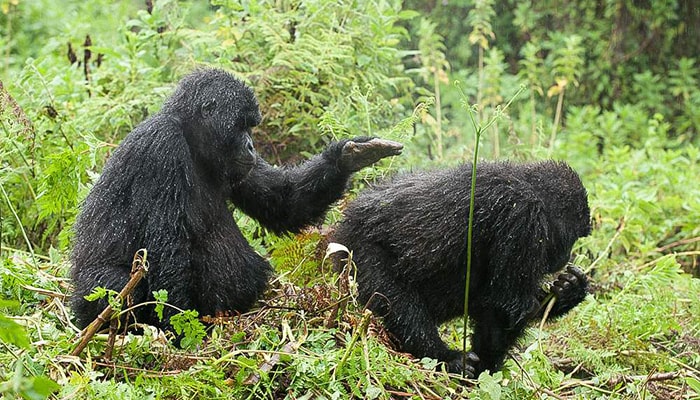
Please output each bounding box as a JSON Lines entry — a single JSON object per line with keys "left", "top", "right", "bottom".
{"left": 170, "top": 310, "right": 206, "bottom": 350}
{"left": 420, "top": 357, "right": 438, "bottom": 370}
{"left": 686, "top": 377, "right": 700, "bottom": 395}
{"left": 472, "top": 371, "right": 503, "bottom": 400}
{"left": 84, "top": 287, "right": 109, "bottom": 301}
{"left": 398, "top": 10, "right": 420, "bottom": 20}
{"left": 0, "top": 300, "right": 20, "bottom": 309}
{"left": 152, "top": 290, "right": 168, "bottom": 321}
{"left": 21, "top": 376, "right": 61, "bottom": 400}
{"left": 0, "top": 315, "right": 30, "bottom": 349}
{"left": 365, "top": 385, "right": 383, "bottom": 399}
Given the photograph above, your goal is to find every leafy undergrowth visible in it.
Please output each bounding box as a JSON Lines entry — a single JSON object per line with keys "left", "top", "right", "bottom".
{"left": 1, "top": 248, "right": 471, "bottom": 399}
{"left": 1, "top": 225, "right": 699, "bottom": 399}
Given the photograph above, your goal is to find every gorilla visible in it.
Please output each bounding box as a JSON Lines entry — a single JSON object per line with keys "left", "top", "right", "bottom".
{"left": 331, "top": 160, "right": 591, "bottom": 377}
{"left": 70, "top": 68, "right": 403, "bottom": 331}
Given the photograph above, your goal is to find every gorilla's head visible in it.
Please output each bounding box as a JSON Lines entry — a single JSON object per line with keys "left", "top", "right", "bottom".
{"left": 164, "top": 68, "right": 262, "bottom": 181}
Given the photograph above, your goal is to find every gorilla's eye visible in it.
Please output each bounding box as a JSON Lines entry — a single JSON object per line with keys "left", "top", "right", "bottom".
{"left": 202, "top": 99, "right": 217, "bottom": 114}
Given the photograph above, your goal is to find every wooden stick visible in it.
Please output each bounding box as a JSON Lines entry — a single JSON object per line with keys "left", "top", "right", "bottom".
{"left": 655, "top": 236, "right": 700, "bottom": 253}
{"left": 104, "top": 317, "right": 119, "bottom": 361}
{"left": 559, "top": 371, "right": 684, "bottom": 392}
{"left": 607, "top": 371, "right": 682, "bottom": 387}
{"left": 71, "top": 249, "right": 148, "bottom": 357}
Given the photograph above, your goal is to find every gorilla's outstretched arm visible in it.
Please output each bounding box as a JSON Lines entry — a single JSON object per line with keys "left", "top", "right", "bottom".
{"left": 232, "top": 137, "right": 402, "bottom": 234}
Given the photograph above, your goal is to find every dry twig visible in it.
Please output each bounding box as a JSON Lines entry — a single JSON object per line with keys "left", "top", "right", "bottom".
{"left": 71, "top": 249, "right": 148, "bottom": 357}
{"left": 655, "top": 236, "right": 700, "bottom": 253}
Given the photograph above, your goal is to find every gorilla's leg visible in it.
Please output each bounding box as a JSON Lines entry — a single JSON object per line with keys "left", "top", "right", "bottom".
{"left": 469, "top": 312, "right": 527, "bottom": 375}
{"left": 359, "top": 266, "right": 476, "bottom": 376}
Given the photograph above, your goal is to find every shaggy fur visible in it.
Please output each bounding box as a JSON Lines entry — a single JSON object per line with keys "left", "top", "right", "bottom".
{"left": 332, "top": 160, "right": 591, "bottom": 377}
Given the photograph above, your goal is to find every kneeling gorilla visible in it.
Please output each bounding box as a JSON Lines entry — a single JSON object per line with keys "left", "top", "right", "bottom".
{"left": 332, "top": 160, "right": 591, "bottom": 377}
{"left": 70, "top": 68, "right": 402, "bottom": 331}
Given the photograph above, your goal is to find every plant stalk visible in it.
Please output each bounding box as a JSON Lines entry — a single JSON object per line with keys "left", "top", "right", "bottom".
{"left": 549, "top": 88, "right": 565, "bottom": 154}
{"left": 434, "top": 69, "right": 443, "bottom": 160}
{"left": 462, "top": 106, "right": 481, "bottom": 376}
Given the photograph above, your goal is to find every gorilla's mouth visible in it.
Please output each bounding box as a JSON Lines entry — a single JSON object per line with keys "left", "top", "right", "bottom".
{"left": 234, "top": 152, "right": 256, "bottom": 166}
{"left": 235, "top": 158, "right": 255, "bottom": 169}
{"left": 232, "top": 159, "right": 256, "bottom": 181}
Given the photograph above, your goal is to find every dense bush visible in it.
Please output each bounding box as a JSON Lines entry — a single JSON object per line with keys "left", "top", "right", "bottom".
{"left": 404, "top": 0, "right": 699, "bottom": 160}
{"left": 0, "top": 0, "right": 416, "bottom": 251}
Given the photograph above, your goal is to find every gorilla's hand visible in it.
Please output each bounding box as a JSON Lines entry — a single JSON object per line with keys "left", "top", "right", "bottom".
{"left": 549, "top": 265, "right": 589, "bottom": 315}
{"left": 338, "top": 137, "right": 403, "bottom": 172}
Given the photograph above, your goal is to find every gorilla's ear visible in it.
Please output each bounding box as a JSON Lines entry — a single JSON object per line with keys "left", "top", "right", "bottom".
{"left": 201, "top": 99, "right": 217, "bottom": 117}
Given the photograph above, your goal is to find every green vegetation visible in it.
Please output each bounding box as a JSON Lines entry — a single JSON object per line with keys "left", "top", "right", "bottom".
{"left": 1, "top": 0, "right": 698, "bottom": 398}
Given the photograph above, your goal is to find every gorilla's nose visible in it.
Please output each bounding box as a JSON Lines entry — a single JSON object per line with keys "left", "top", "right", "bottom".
{"left": 246, "top": 141, "right": 255, "bottom": 157}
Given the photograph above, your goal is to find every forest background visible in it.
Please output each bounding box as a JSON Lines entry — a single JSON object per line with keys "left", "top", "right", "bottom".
{"left": 0, "top": 0, "right": 699, "bottom": 398}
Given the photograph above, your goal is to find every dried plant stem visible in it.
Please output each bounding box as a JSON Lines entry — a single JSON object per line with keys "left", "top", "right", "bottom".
{"left": 655, "top": 236, "right": 700, "bottom": 252}
{"left": 0, "top": 79, "right": 34, "bottom": 136}
{"left": 71, "top": 249, "right": 148, "bottom": 357}
{"left": 549, "top": 88, "right": 565, "bottom": 154}
{"left": 325, "top": 253, "right": 353, "bottom": 328}
{"left": 433, "top": 69, "right": 443, "bottom": 160}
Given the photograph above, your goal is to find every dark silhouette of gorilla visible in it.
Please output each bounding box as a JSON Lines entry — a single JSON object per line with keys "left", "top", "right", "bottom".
{"left": 70, "top": 68, "right": 402, "bottom": 331}
{"left": 332, "top": 160, "right": 591, "bottom": 378}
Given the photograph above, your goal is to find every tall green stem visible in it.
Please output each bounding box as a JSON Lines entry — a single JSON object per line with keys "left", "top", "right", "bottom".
{"left": 461, "top": 120, "right": 481, "bottom": 376}
{"left": 459, "top": 84, "right": 524, "bottom": 376}
{"left": 0, "top": 183, "right": 37, "bottom": 268}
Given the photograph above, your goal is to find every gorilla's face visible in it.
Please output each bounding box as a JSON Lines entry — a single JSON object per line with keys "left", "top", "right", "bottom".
{"left": 197, "top": 73, "right": 261, "bottom": 172}
{"left": 171, "top": 69, "right": 262, "bottom": 181}
{"left": 199, "top": 95, "right": 259, "bottom": 172}
{"left": 545, "top": 199, "right": 591, "bottom": 274}
{"left": 546, "top": 243, "right": 574, "bottom": 274}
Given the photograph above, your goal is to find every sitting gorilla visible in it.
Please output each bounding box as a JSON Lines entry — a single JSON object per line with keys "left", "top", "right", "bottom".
{"left": 70, "top": 68, "right": 402, "bottom": 331}
{"left": 331, "top": 160, "right": 591, "bottom": 377}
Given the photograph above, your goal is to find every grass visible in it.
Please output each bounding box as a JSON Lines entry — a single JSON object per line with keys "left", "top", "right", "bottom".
{"left": 2, "top": 201, "right": 699, "bottom": 399}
